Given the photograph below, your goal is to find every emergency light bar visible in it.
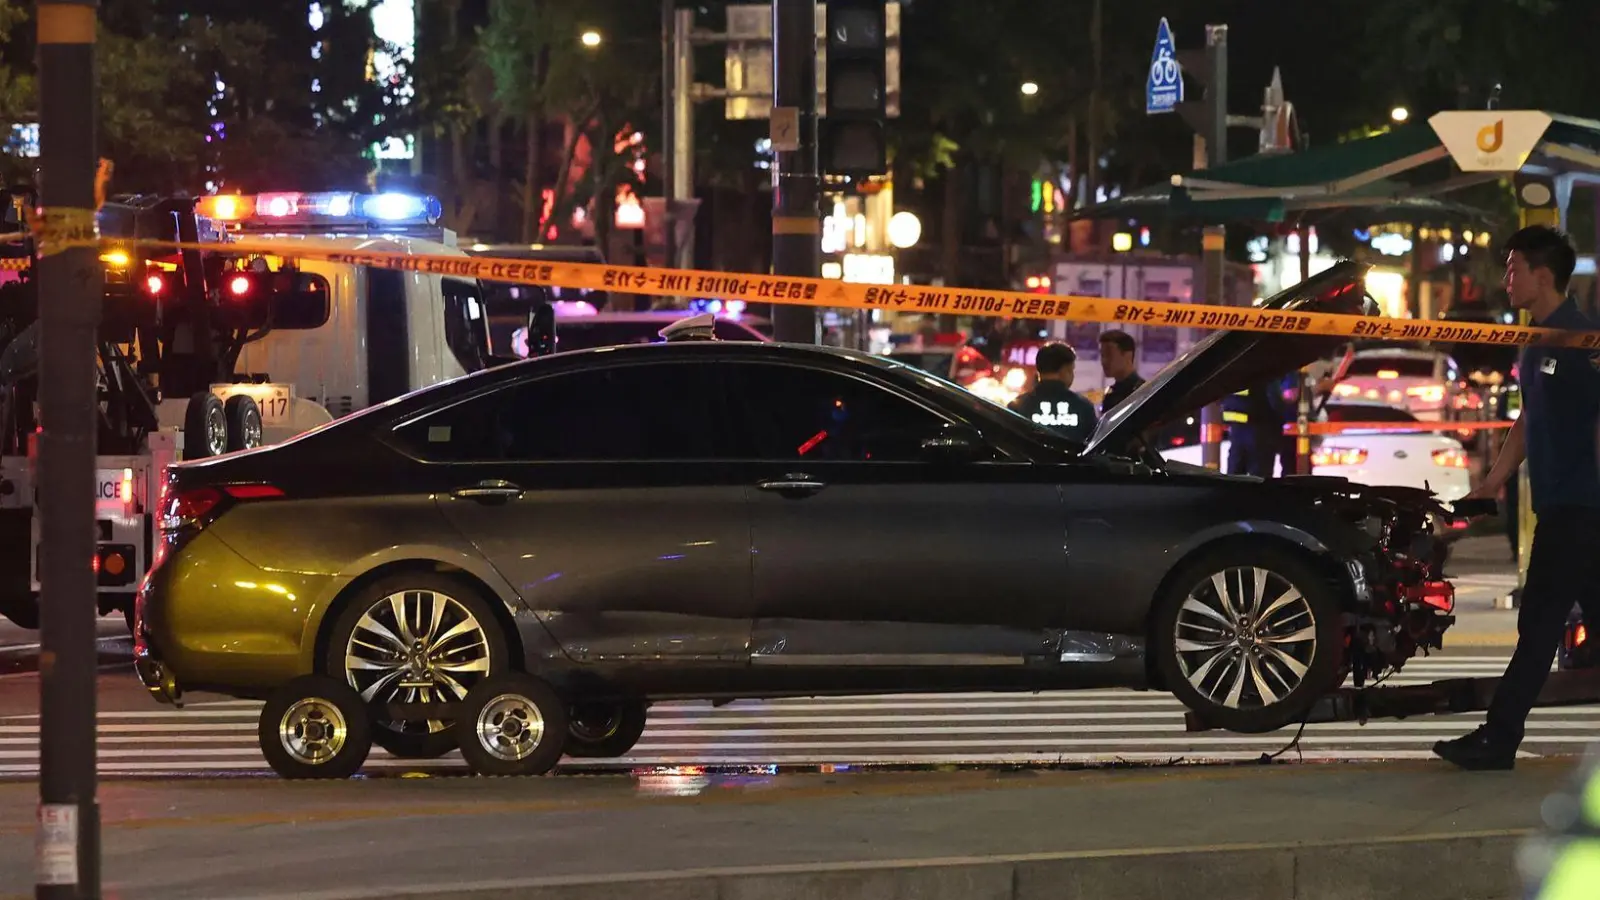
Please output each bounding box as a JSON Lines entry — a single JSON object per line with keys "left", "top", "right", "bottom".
{"left": 195, "top": 191, "right": 443, "bottom": 229}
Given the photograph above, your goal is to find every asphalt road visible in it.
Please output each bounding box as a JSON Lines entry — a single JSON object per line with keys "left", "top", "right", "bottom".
{"left": 1, "top": 570, "right": 1593, "bottom": 778}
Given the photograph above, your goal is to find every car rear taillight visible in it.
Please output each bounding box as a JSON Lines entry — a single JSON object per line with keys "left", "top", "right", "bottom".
{"left": 159, "top": 483, "right": 284, "bottom": 533}
{"left": 1312, "top": 447, "right": 1368, "bottom": 467}
{"left": 1432, "top": 448, "right": 1468, "bottom": 468}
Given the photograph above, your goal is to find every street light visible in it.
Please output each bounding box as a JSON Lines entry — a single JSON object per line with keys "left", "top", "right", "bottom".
{"left": 1391, "top": 106, "right": 1409, "bottom": 123}
{"left": 581, "top": 30, "right": 602, "bottom": 48}
{"left": 1020, "top": 81, "right": 1039, "bottom": 96}
{"left": 887, "top": 211, "right": 922, "bottom": 249}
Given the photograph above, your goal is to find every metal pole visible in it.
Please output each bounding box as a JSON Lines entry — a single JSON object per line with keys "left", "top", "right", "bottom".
{"left": 770, "top": 0, "right": 819, "bottom": 343}
{"left": 673, "top": 7, "right": 694, "bottom": 270}
{"left": 1197, "top": 24, "right": 1228, "bottom": 471}
{"left": 34, "top": 2, "right": 101, "bottom": 899}
{"left": 661, "top": 0, "right": 676, "bottom": 275}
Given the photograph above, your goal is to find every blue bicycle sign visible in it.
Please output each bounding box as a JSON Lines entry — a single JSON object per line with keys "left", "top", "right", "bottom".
{"left": 1146, "top": 17, "right": 1184, "bottom": 115}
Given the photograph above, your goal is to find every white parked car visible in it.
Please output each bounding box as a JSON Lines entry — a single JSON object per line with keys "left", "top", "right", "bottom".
{"left": 1156, "top": 398, "right": 1472, "bottom": 502}
{"left": 1331, "top": 348, "right": 1461, "bottom": 421}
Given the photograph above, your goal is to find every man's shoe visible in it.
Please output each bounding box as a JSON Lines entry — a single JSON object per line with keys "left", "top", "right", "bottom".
{"left": 1433, "top": 726, "right": 1517, "bottom": 771}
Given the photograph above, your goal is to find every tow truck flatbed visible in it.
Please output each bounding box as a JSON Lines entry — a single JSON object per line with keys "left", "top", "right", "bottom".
{"left": 1184, "top": 667, "right": 1600, "bottom": 731}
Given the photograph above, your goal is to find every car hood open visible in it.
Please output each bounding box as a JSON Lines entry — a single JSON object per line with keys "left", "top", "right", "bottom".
{"left": 1082, "top": 259, "right": 1377, "bottom": 457}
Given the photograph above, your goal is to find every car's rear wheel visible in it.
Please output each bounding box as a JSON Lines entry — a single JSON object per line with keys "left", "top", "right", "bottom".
{"left": 323, "top": 573, "right": 508, "bottom": 760}
{"left": 1153, "top": 545, "right": 1344, "bottom": 734}
{"left": 0, "top": 591, "right": 38, "bottom": 630}
{"left": 566, "top": 699, "right": 649, "bottom": 758}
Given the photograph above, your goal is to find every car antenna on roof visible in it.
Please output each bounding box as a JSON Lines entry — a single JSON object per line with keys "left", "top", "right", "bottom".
{"left": 659, "top": 312, "right": 718, "bottom": 342}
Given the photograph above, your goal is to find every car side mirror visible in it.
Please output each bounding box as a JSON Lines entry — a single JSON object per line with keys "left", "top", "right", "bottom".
{"left": 920, "top": 426, "right": 987, "bottom": 463}
{"left": 526, "top": 301, "right": 556, "bottom": 357}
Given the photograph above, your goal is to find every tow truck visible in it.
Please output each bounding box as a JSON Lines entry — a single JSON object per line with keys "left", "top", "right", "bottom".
{"left": 0, "top": 189, "right": 527, "bottom": 630}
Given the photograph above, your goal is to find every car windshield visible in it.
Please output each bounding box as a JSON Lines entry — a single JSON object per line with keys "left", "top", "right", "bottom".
{"left": 1326, "top": 403, "right": 1418, "bottom": 423}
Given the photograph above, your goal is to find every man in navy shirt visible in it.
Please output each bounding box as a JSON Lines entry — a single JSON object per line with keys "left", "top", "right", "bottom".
{"left": 1435, "top": 225, "right": 1600, "bottom": 770}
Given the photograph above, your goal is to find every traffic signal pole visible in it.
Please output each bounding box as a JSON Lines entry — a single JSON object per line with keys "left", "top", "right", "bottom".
{"left": 34, "top": 2, "right": 103, "bottom": 899}
{"left": 770, "top": 0, "right": 821, "bottom": 343}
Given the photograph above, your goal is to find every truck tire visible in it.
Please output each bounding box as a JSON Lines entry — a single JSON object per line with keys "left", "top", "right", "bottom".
{"left": 223, "top": 395, "right": 263, "bottom": 452}
{"left": 183, "top": 392, "right": 227, "bottom": 460}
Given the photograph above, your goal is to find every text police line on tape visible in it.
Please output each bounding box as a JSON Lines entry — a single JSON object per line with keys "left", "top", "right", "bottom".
{"left": 12, "top": 232, "right": 1600, "bottom": 350}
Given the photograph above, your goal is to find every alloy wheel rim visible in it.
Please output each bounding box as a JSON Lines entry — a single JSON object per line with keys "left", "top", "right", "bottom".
{"left": 242, "top": 408, "right": 262, "bottom": 448}
{"left": 475, "top": 694, "right": 545, "bottom": 761}
{"left": 1173, "top": 567, "right": 1317, "bottom": 710}
{"left": 569, "top": 703, "right": 623, "bottom": 742}
{"left": 206, "top": 406, "right": 227, "bottom": 455}
{"left": 343, "top": 590, "right": 492, "bottom": 738}
{"left": 278, "top": 698, "right": 349, "bottom": 765}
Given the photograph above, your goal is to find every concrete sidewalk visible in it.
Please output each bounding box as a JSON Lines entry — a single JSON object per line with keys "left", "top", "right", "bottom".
{"left": 0, "top": 758, "right": 1578, "bottom": 900}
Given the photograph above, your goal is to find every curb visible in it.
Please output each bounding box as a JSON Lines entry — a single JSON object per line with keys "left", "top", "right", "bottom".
{"left": 229, "top": 829, "right": 1533, "bottom": 900}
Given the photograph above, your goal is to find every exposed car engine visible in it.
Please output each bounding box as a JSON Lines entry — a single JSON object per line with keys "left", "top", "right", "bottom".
{"left": 1308, "top": 481, "right": 1460, "bottom": 690}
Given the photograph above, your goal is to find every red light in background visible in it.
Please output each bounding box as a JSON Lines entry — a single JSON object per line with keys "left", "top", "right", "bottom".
{"left": 228, "top": 275, "right": 251, "bottom": 296}
{"left": 145, "top": 274, "right": 165, "bottom": 295}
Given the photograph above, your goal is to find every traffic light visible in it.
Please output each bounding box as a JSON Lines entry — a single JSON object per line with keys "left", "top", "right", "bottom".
{"left": 823, "top": 0, "right": 887, "bottom": 178}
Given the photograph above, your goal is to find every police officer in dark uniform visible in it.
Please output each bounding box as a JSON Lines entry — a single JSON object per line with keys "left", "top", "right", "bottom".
{"left": 1435, "top": 225, "right": 1600, "bottom": 770}
{"left": 1009, "top": 341, "right": 1097, "bottom": 443}
{"left": 1222, "top": 372, "right": 1295, "bottom": 477}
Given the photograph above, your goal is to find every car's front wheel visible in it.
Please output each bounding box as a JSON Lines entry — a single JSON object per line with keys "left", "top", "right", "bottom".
{"left": 1153, "top": 545, "right": 1344, "bottom": 734}
{"left": 323, "top": 573, "right": 508, "bottom": 759}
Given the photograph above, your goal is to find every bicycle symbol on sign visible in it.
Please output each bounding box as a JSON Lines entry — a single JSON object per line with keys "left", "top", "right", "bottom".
{"left": 1151, "top": 52, "right": 1179, "bottom": 87}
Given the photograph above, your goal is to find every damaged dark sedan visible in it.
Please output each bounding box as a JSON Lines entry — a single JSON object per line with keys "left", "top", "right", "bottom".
{"left": 135, "top": 259, "right": 1460, "bottom": 777}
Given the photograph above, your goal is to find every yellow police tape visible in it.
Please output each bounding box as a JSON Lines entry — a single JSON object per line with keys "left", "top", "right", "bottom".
{"left": 0, "top": 206, "right": 98, "bottom": 260}
{"left": 5, "top": 231, "right": 1600, "bottom": 350}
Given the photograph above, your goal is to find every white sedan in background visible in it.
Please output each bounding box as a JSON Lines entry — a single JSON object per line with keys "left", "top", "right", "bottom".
{"left": 1157, "top": 398, "right": 1472, "bottom": 501}
{"left": 1332, "top": 348, "right": 1462, "bottom": 421}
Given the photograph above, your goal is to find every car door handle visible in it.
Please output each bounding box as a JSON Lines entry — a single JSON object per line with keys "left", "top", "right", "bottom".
{"left": 757, "top": 474, "right": 826, "bottom": 494}
{"left": 450, "top": 480, "right": 524, "bottom": 502}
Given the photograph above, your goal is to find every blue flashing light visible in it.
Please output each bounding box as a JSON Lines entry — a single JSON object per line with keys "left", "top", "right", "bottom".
{"left": 198, "top": 191, "right": 442, "bottom": 228}
{"left": 356, "top": 192, "right": 442, "bottom": 223}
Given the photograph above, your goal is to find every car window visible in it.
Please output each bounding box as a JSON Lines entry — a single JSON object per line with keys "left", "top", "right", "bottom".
{"left": 441, "top": 277, "right": 492, "bottom": 373}
{"left": 721, "top": 362, "right": 952, "bottom": 462}
{"left": 887, "top": 351, "right": 953, "bottom": 375}
{"left": 390, "top": 362, "right": 735, "bottom": 462}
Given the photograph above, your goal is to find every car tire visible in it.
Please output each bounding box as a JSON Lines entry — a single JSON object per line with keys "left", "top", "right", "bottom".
{"left": 454, "top": 673, "right": 568, "bottom": 776}
{"left": 322, "top": 573, "right": 509, "bottom": 761}
{"left": 259, "top": 674, "right": 372, "bottom": 780}
{"left": 565, "top": 699, "right": 648, "bottom": 758}
{"left": 223, "top": 394, "right": 263, "bottom": 452}
{"left": 1153, "top": 544, "right": 1344, "bottom": 734}
{"left": 182, "top": 392, "right": 227, "bottom": 460}
{"left": 0, "top": 591, "right": 39, "bottom": 630}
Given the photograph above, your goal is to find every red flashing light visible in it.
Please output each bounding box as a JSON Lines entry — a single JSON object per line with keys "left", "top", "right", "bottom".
{"left": 228, "top": 274, "right": 251, "bottom": 297}
{"left": 145, "top": 273, "right": 165, "bottom": 295}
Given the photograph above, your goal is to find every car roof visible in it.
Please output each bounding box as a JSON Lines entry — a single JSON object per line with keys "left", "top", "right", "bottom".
{"left": 1352, "top": 347, "right": 1440, "bottom": 360}
{"left": 1325, "top": 398, "right": 1408, "bottom": 409}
